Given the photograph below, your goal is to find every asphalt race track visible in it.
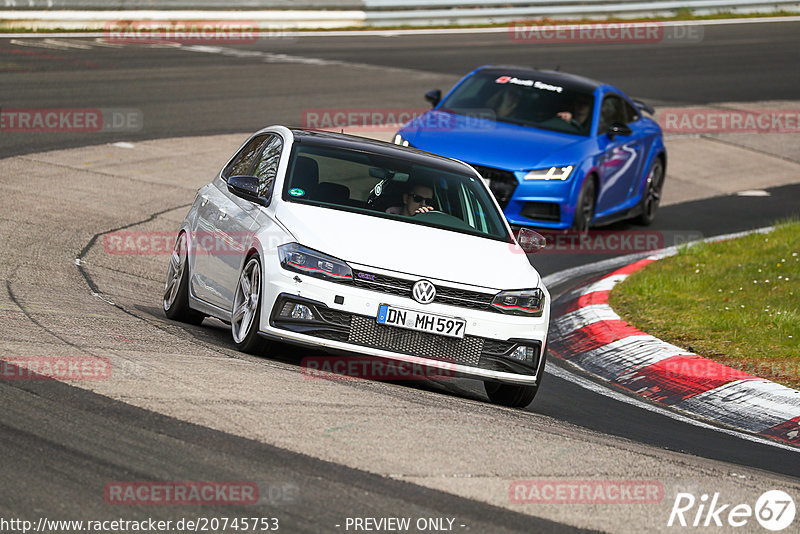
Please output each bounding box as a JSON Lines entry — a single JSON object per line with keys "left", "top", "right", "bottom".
{"left": 2, "top": 19, "right": 800, "bottom": 158}
{"left": 1, "top": 19, "right": 799, "bottom": 533}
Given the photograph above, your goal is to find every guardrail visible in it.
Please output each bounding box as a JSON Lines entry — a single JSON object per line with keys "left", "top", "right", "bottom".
{"left": 365, "top": 0, "right": 800, "bottom": 25}
{"left": 2, "top": 0, "right": 800, "bottom": 29}
{"left": 1, "top": 1, "right": 365, "bottom": 8}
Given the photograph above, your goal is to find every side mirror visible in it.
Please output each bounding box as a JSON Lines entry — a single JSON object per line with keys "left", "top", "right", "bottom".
{"left": 606, "top": 122, "right": 633, "bottom": 138}
{"left": 632, "top": 99, "right": 654, "bottom": 115}
{"left": 227, "top": 175, "right": 267, "bottom": 206}
{"left": 424, "top": 89, "right": 441, "bottom": 107}
{"left": 514, "top": 227, "right": 547, "bottom": 253}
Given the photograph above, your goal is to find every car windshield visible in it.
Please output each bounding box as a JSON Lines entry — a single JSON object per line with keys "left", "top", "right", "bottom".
{"left": 283, "top": 143, "right": 510, "bottom": 241}
{"left": 439, "top": 71, "right": 595, "bottom": 136}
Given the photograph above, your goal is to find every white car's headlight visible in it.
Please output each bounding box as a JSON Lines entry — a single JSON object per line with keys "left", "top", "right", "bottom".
{"left": 491, "top": 288, "right": 545, "bottom": 317}
{"left": 278, "top": 243, "right": 352, "bottom": 282}
{"left": 393, "top": 133, "right": 410, "bottom": 147}
{"left": 523, "top": 166, "right": 573, "bottom": 181}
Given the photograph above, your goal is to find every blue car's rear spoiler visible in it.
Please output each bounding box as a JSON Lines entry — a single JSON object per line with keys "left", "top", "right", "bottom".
{"left": 633, "top": 99, "right": 655, "bottom": 115}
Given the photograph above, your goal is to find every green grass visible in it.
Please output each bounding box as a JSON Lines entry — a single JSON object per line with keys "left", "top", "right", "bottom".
{"left": 609, "top": 221, "right": 800, "bottom": 390}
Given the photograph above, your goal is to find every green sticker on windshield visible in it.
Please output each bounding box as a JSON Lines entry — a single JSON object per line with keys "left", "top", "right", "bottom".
{"left": 289, "top": 188, "right": 305, "bottom": 197}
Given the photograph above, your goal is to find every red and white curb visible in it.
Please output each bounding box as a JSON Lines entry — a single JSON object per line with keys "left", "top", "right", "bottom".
{"left": 549, "top": 257, "right": 800, "bottom": 447}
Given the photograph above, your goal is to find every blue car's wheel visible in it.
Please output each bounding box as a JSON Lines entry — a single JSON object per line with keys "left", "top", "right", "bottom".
{"left": 572, "top": 177, "right": 596, "bottom": 232}
{"left": 635, "top": 159, "right": 665, "bottom": 226}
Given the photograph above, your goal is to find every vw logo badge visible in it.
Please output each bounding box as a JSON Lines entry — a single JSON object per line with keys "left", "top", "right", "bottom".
{"left": 412, "top": 280, "right": 436, "bottom": 304}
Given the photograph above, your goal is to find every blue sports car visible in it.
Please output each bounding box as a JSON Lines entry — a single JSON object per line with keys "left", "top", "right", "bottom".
{"left": 393, "top": 66, "right": 666, "bottom": 230}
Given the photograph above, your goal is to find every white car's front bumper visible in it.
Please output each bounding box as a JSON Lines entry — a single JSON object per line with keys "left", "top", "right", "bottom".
{"left": 258, "top": 260, "right": 549, "bottom": 385}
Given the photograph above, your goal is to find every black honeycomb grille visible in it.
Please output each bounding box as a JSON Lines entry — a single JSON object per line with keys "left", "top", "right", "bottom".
{"left": 348, "top": 315, "right": 483, "bottom": 367}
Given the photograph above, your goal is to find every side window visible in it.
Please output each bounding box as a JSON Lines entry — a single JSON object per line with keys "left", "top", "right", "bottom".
{"left": 597, "top": 95, "right": 626, "bottom": 134}
{"left": 222, "top": 134, "right": 269, "bottom": 180}
{"left": 624, "top": 100, "right": 640, "bottom": 123}
{"left": 464, "top": 187, "right": 489, "bottom": 233}
{"left": 252, "top": 135, "right": 283, "bottom": 197}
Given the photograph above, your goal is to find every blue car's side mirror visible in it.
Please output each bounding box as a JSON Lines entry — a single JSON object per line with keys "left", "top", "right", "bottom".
{"left": 425, "top": 89, "right": 441, "bottom": 107}
{"left": 606, "top": 122, "right": 633, "bottom": 138}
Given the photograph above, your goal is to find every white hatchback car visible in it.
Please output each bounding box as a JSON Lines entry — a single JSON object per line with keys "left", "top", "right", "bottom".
{"left": 163, "top": 126, "right": 550, "bottom": 407}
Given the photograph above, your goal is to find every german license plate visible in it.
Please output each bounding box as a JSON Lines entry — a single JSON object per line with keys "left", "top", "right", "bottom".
{"left": 376, "top": 304, "right": 466, "bottom": 339}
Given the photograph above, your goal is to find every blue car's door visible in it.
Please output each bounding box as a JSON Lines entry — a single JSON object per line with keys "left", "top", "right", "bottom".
{"left": 595, "top": 94, "right": 646, "bottom": 215}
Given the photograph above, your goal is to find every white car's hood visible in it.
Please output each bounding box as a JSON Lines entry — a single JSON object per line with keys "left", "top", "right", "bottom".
{"left": 275, "top": 203, "right": 541, "bottom": 291}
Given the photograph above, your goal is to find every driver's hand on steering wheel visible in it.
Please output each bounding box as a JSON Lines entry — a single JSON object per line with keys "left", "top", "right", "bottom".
{"left": 414, "top": 206, "right": 435, "bottom": 215}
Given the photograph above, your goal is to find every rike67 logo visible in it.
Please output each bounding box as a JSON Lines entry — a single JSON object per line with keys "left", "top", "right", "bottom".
{"left": 668, "top": 490, "right": 795, "bottom": 531}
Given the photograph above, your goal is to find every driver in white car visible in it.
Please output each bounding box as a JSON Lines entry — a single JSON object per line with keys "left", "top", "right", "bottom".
{"left": 386, "top": 181, "right": 436, "bottom": 217}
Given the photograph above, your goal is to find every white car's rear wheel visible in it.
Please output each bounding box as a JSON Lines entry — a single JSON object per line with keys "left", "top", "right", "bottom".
{"left": 231, "top": 255, "right": 271, "bottom": 354}
{"left": 163, "top": 232, "right": 205, "bottom": 325}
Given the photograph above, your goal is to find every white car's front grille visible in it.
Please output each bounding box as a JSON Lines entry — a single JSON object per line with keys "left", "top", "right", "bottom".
{"left": 351, "top": 270, "right": 498, "bottom": 313}
{"left": 348, "top": 315, "right": 483, "bottom": 367}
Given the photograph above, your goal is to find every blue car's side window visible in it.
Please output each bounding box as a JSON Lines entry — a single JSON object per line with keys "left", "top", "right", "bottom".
{"left": 624, "top": 100, "right": 640, "bottom": 123}
{"left": 598, "top": 95, "right": 627, "bottom": 134}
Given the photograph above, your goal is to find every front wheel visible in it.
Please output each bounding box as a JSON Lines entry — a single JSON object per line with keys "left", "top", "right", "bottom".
{"left": 634, "top": 158, "right": 665, "bottom": 226}
{"left": 572, "top": 177, "right": 596, "bottom": 232}
{"left": 231, "top": 255, "right": 271, "bottom": 355}
{"left": 484, "top": 381, "right": 540, "bottom": 408}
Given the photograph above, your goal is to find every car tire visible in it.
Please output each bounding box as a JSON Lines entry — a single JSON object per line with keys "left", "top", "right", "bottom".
{"left": 484, "top": 381, "right": 540, "bottom": 408}
{"left": 231, "top": 254, "right": 271, "bottom": 355}
{"left": 572, "top": 177, "right": 596, "bottom": 232}
{"left": 163, "top": 231, "right": 205, "bottom": 325}
{"left": 634, "top": 158, "right": 665, "bottom": 226}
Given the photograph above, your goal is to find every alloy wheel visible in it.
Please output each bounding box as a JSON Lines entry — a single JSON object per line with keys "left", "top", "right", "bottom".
{"left": 232, "top": 257, "right": 262, "bottom": 344}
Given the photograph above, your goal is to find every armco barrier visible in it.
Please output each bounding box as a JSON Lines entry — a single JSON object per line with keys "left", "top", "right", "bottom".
{"left": 2, "top": 1, "right": 365, "bottom": 8}
{"left": 3, "top": 1, "right": 800, "bottom": 29}
{"left": 364, "top": 0, "right": 800, "bottom": 26}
